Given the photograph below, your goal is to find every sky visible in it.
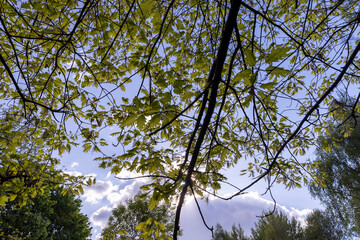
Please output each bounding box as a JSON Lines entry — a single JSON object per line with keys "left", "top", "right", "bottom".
{"left": 3, "top": 1, "right": 359, "bottom": 239}
{"left": 56, "top": 8, "right": 325, "bottom": 237}
{"left": 56, "top": 68, "right": 324, "bottom": 240}
{"left": 55, "top": 37, "right": 327, "bottom": 240}
{"left": 61, "top": 146, "right": 322, "bottom": 240}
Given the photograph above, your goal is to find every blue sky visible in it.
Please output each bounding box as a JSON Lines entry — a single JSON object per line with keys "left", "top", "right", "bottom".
{"left": 57, "top": 33, "right": 326, "bottom": 239}
{"left": 3, "top": 1, "right": 359, "bottom": 239}
{"left": 61, "top": 147, "right": 322, "bottom": 240}
{"left": 56, "top": 44, "right": 326, "bottom": 240}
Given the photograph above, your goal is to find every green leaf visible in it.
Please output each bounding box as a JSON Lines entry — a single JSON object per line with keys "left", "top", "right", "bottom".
{"left": 121, "top": 114, "right": 137, "bottom": 127}
{"left": 220, "top": 148, "right": 228, "bottom": 162}
{"left": 139, "top": 0, "right": 156, "bottom": 17}
{"left": 149, "top": 114, "right": 162, "bottom": 128}
{"left": 233, "top": 70, "right": 257, "bottom": 86}
{"left": 260, "top": 82, "right": 277, "bottom": 90}
{"left": 266, "top": 66, "right": 291, "bottom": 77}
{"left": 243, "top": 95, "right": 253, "bottom": 107}
{"left": 265, "top": 45, "right": 292, "bottom": 64}
{"left": 246, "top": 73, "right": 258, "bottom": 86}
{"left": 244, "top": 49, "right": 256, "bottom": 67}
{"left": 83, "top": 143, "right": 92, "bottom": 153}
{"left": 233, "top": 69, "right": 252, "bottom": 83}
{"left": 137, "top": 115, "right": 146, "bottom": 129}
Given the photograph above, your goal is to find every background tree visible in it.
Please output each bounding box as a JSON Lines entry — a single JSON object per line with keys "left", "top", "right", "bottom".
{"left": 309, "top": 117, "right": 360, "bottom": 237}
{"left": 2, "top": 0, "right": 360, "bottom": 238}
{"left": 0, "top": 186, "right": 92, "bottom": 240}
{"left": 303, "top": 209, "right": 345, "bottom": 240}
{"left": 212, "top": 223, "right": 249, "bottom": 240}
{"left": 214, "top": 209, "right": 345, "bottom": 240}
{"left": 250, "top": 211, "right": 304, "bottom": 240}
{"left": 100, "top": 193, "right": 176, "bottom": 240}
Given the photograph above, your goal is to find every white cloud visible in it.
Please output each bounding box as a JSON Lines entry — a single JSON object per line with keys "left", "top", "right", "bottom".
{"left": 71, "top": 162, "right": 79, "bottom": 168}
{"left": 83, "top": 180, "right": 119, "bottom": 204}
{"left": 106, "top": 179, "right": 147, "bottom": 206}
{"left": 86, "top": 179, "right": 315, "bottom": 240}
{"left": 90, "top": 205, "right": 113, "bottom": 228}
{"left": 87, "top": 179, "right": 149, "bottom": 240}
{"left": 281, "top": 206, "right": 313, "bottom": 227}
{"left": 180, "top": 191, "right": 313, "bottom": 240}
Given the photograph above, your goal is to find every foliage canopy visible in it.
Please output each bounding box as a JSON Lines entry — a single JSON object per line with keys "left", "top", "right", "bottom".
{"left": 310, "top": 118, "right": 360, "bottom": 237}
{"left": 212, "top": 223, "right": 248, "bottom": 240}
{"left": 250, "top": 211, "right": 303, "bottom": 240}
{"left": 0, "top": 187, "right": 92, "bottom": 240}
{"left": 304, "top": 209, "right": 345, "bottom": 240}
{"left": 0, "top": 108, "right": 88, "bottom": 206}
{"left": 213, "top": 209, "right": 345, "bottom": 240}
{"left": 100, "top": 193, "right": 176, "bottom": 240}
{"left": 1, "top": 0, "right": 360, "bottom": 238}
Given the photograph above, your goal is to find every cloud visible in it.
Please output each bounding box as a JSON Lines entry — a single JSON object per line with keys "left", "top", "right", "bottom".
{"left": 83, "top": 180, "right": 119, "bottom": 204}
{"left": 280, "top": 206, "right": 312, "bottom": 227}
{"left": 87, "top": 179, "right": 149, "bottom": 240}
{"left": 71, "top": 162, "right": 79, "bottom": 168}
{"left": 180, "top": 191, "right": 312, "bottom": 240}
{"left": 86, "top": 180, "right": 314, "bottom": 240}
{"left": 106, "top": 179, "right": 147, "bottom": 206}
{"left": 90, "top": 206, "right": 113, "bottom": 228}
{"left": 83, "top": 177, "right": 149, "bottom": 239}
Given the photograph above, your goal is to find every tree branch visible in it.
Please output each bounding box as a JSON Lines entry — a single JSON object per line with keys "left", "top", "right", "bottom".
{"left": 173, "top": 1, "right": 242, "bottom": 238}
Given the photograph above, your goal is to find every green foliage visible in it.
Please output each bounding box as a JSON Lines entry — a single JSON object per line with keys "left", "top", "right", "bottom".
{"left": 0, "top": 187, "right": 91, "bottom": 240}
{"left": 213, "top": 223, "right": 249, "bottom": 240}
{"left": 251, "top": 211, "right": 304, "bottom": 240}
{"left": 309, "top": 119, "right": 360, "bottom": 237}
{"left": 304, "top": 209, "right": 345, "bottom": 240}
{"left": 214, "top": 209, "right": 344, "bottom": 240}
{"left": 0, "top": 108, "right": 87, "bottom": 206}
{"left": 100, "top": 193, "right": 177, "bottom": 240}
{"left": 1, "top": 0, "right": 360, "bottom": 237}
